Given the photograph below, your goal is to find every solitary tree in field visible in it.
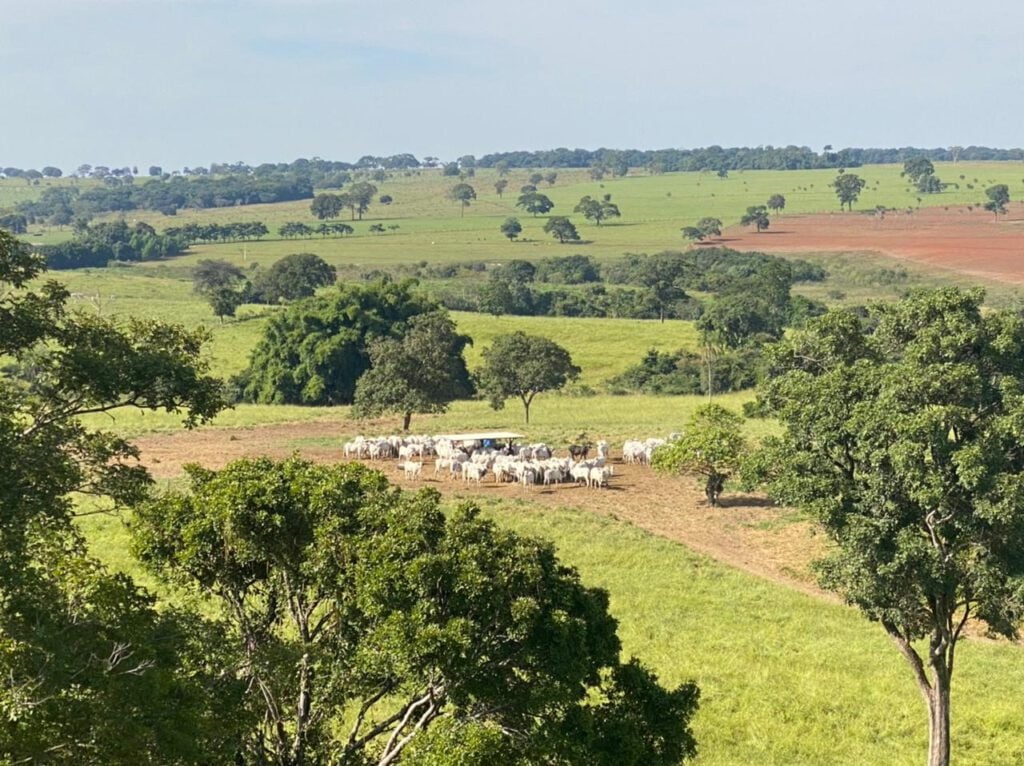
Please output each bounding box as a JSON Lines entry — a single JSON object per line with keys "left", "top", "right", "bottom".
{"left": 984, "top": 184, "right": 1010, "bottom": 218}
{"left": 448, "top": 182, "right": 477, "bottom": 217}
{"left": 352, "top": 311, "right": 473, "bottom": 430}
{"left": 681, "top": 217, "right": 722, "bottom": 243}
{"left": 574, "top": 194, "right": 621, "bottom": 225}
{"left": 500, "top": 216, "right": 522, "bottom": 242}
{"left": 494, "top": 178, "right": 509, "bottom": 198}
{"left": 543, "top": 216, "right": 580, "bottom": 243}
{"left": 751, "top": 289, "right": 1024, "bottom": 766}
{"left": 544, "top": 171, "right": 558, "bottom": 186}
{"left": 345, "top": 181, "right": 378, "bottom": 220}
{"left": 516, "top": 191, "right": 554, "bottom": 216}
{"left": 529, "top": 172, "right": 544, "bottom": 185}
{"left": 832, "top": 171, "right": 866, "bottom": 211}
{"left": 477, "top": 332, "right": 580, "bottom": 423}
{"left": 192, "top": 258, "right": 248, "bottom": 321}
{"left": 652, "top": 404, "right": 748, "bottom": 506}
{"left": 766, "top": 194, "right": 786, "bottom": 215}
{"left": 740, "top": 205, "right": 770, "bottom": 232}
{"left": 310, "top": 192, "right": 344, "bottom": 220}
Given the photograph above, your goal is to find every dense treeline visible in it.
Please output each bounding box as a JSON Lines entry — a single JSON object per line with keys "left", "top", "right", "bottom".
{"left": 37, "top": 220, "right": 186, "bottom": 269}
{"left": 165, "top": 221, "right": 270, "bottom": 243}
{"left": 6, "top": 145, "right": 1023, "bottom": 190}
{"left": 16, "top": 173, "right": 314, "bottom": 219}
{"left": 423, "top": 249, "right": 825, "bottom": 322}
{"left": 476, "top": 145, "right": 1024, "bottom": 171}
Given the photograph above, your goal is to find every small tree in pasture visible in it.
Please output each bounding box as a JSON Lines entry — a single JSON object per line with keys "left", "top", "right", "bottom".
{"left": 477, "top": 332, "right": 580, "bottom": 423}
{"left": 652, "top": 404, "right": 748, "bottom": 506}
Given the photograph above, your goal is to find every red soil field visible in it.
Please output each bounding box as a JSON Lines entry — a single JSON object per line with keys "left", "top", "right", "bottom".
{"left": 721, "top": 204, "right": 1024, "bottom": 284}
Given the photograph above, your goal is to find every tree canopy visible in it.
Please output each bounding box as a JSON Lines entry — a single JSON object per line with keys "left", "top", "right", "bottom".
{"left": 543, "top": 216, "right": 581, "bottom": 243}
{"left": 515, "top": 191, "right": 554, "bottom": 217}
{"left": 310, "top": 192, "right": 345, "bottom": 220}
{"left": 574, "top": 194, "right": 621, "bottom": 225}
{"left": 476, "top": 331, "right": 580, "bottom": 423}
{"left": 250, "top": 252, "right": 336, "bottom": 304}
{"left": 0, "top": 229, "right": 236, "bottom": 764}
{"left": 352, "top": 311, "right": 473, "bottom": 430}
{"left": 652, "top": 405, "right": 748, "bottom": 506}
{"left": 751, "top": 288, "right": 1024, "bottom": 766}
{"left": 984, "top": 184, "right": 1010, "bottom": 217}
{"left": 739, "top": 205, "right": 770, "bottom": 232}
{"left": 500, "top": 216, "right": 522, "bottom": 242}
{"left": 239, "top": 279, "right": 437, "bottom": 405}
{"left": 831, "top": 171, "right": 866, "bottom": 211}
{"left": 191, "top": 258, "right": 248, "bottom": 321}
{"left": 131, "top": 457, "right": 699, "bottom": 766}
{"left": 447, "top": 182, "right": 476, "bottom": 217}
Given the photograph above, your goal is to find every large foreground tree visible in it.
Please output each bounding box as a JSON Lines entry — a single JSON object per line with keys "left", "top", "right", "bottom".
{"left": 751, "top": 288, "right": 1024, "bottom": 766}
{"left": 0, "top": 230, "right": 239, "bottom": 764}
{"left": 132, "top": 457, "right": 700, "bottom": 766}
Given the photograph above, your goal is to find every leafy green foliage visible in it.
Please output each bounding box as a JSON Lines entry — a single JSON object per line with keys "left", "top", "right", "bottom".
{"left": 352, "top": 311, "right": 473, "bottom": 429}
{"left": 239, "top": 279, "right": 437, "bottom": 405}
{"left": 766, "top": 194, "right": 786, "bottom": 214}
{"left": 652, "top": 404, "right": 748, "bottom": 505}
{"left": 448, "top": 182, "right": 476, "bottom": 216}
{"left": 515, "top": 191, "right": 554, "bottom": 216}
{"left": 752, "top": 288, "right": 1024, "bottom": 765}
{"left": 739, "top": 205, "right": 770, "bottom": 232}
{"left": 574, "top": 194, "right": 621, "bottom": 226}
{"left": 984, "top": 183, "right": 1010, "bottom": 217}
{"left": 535, "top": 254, "right": 601, "bottom": 284}
{"left": 191, "top": 258, "right": 248, "bottom": 320}
{"left": 310, "top": 192, "right": 345, "bottom": 220}
{"left": 131, "top": 458, "right": 699, "bottom": 766}
{"left": 608, "top": 347, "right": 761, "bottom": 396}
{"left": 831, "top": 171, "right": 867, "bottom": 211}
{"left": 543, "top": 216, "right": 580, "bottom": 243}
{"left": 477, "top": 332, "right": 581, "bottom": 423}
{"left": 0, "top": 229, "right": 235, "bottom": 764}
{"left": 249, "top": 252, "right": 336, "bottom": 304}
{"left": 499, "top": 216, "right": 522, "bottom": 241}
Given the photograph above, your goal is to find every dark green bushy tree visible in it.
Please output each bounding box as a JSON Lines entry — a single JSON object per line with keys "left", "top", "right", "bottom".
{"left": 131, "top": 458, "right": 699, "bottom": 766}
{"left": 250, "top": 252, "right": 336, "bottom": 303}
{"left": 751, "top": 288, "right": 1024, "bottom": 766}
{"left": 477, "top": 332, "right": 580, "bottom": 423}
{"left": 352, "top": 311, "right": 473, "bottom": 430}
{"left": 240, "top": 279, "right": 437, "bottom": 405}
{"left": 0, "top": 230, "right": 238, "bottom": 764}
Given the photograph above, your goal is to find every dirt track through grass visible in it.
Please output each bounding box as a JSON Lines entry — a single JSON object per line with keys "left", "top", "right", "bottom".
{"left": 134, "top": 420, "right": 825, "bottom": 597}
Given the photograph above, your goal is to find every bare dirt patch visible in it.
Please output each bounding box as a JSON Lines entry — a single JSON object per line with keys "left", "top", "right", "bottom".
{"left": 722, "top": 204, "right": 1024, "bottom": 284}
{"left": 135, "top": 423, "right": 828, "bottom": 599}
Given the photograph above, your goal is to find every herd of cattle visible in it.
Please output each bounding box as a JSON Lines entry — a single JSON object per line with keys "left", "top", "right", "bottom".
{"left": 341, "top": 434, "right": 677, "bottom": 489}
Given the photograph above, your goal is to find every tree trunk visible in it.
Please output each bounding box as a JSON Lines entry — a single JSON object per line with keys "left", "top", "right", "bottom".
{"left": 886, "top": 624, "right": 954, "bottom": 766}
{"left": 522, "top": 400, "right": 530, "bottom": 424}
{"left": 402, "top": 411, "right": 412, "bottom": 431}
{"left": 926, "top": 662, "right": 951, "bottom": 766}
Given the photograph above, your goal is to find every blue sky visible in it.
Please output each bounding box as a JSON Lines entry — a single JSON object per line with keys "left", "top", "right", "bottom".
{"left": 3, "top": 0, "right": 1023, "bottom": 171}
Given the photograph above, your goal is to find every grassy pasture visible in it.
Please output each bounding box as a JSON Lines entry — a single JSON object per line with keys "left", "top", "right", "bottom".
{"left": 78, "top": 389, "right": 767, "bottom": 445}
{"left": 16, "top": 161, "right": 1024, "bottom": 261}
